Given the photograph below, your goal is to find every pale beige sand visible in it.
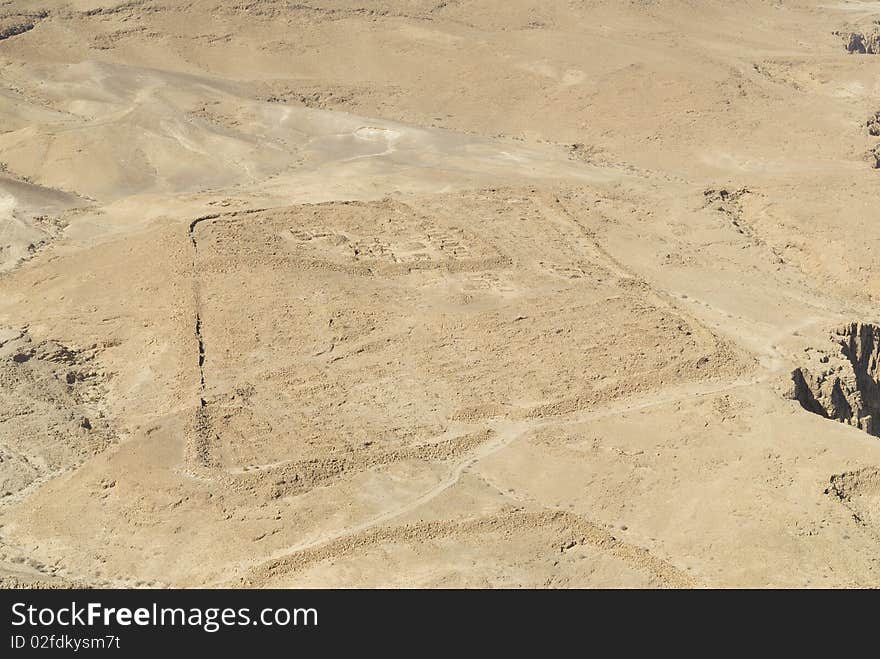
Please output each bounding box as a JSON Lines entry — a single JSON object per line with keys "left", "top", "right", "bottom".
{"left": 0, "top": 0, "right": 879, "bottom": 588}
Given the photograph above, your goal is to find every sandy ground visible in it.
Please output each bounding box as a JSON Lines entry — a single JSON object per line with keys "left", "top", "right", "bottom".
{"left": 0, "top": 0, "right": 878, "bottom": 588}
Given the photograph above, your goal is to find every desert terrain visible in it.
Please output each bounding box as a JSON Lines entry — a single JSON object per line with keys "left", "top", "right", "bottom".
{"left": 0, "top": 0, "right": 878, "bottom": 588}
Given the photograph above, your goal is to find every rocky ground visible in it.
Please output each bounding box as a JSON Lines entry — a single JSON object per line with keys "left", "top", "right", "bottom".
{"left": 0, "top": 0, "right": 879, "bottom": 588}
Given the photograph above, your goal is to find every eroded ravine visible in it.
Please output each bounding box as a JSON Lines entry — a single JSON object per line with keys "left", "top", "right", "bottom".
{"left": 788, "top": 323, "right": 880, "bottom": 437}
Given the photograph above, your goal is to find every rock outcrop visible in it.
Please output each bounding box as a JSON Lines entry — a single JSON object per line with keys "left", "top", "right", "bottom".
{"left": 786, "top": 323, "right": 880, "bottom": 437}
{"left": 842, "top": 30, "right": 880, "bottom": 54}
